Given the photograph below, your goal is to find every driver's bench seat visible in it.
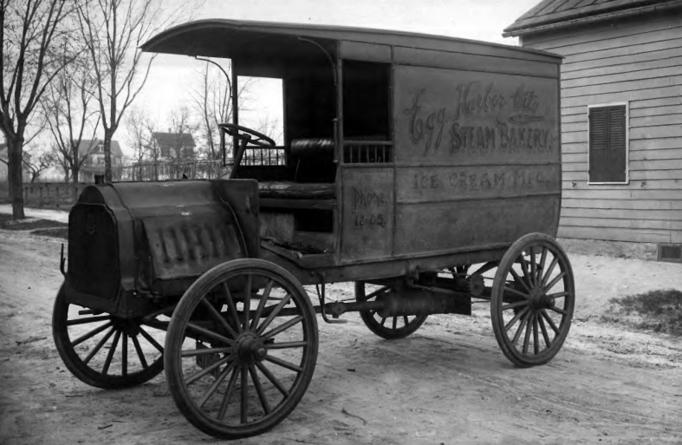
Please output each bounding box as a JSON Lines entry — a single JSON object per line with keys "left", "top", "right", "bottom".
{"left": 257, "top": 137, "right": 336, "bottom": 208}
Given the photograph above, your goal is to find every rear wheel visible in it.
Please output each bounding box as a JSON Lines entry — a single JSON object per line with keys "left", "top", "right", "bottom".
{"left": 490, "top": 233, "right": 575, "bottom": 367}
{"left": 164, "top": 259, "right": 318, "bottom": 439}
{"left": 52, "top": 285, "right": 165, "bottom": 389}
{"left": 355, "top": 282, "right": 427, "bottom": 339}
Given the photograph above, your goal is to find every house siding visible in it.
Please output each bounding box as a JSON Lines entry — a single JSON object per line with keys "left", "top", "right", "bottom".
{"left": 521, "top": 11, "right": 682, "bottom": 244}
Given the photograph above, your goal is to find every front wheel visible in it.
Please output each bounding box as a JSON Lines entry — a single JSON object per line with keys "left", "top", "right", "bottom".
{"left": 490, "top": 233, "right": 575, "bottom": 367}
{"left": 164, "top": 259, "right": 318, "bottom": 439}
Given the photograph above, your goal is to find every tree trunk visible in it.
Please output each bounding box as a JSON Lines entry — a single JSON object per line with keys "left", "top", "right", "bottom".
{"left": 103, "top": 128, "right": 113, "bottom": 183}
{"left": 7, "top": 137, "right": 26, "bottom": 219}
{"left": 72, "top": 163, "right": 80, "bottom": 184}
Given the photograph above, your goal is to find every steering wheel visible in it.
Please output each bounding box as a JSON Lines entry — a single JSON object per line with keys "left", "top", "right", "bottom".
{"left": 219, "top": 123, "right": 275, "bottom": 148}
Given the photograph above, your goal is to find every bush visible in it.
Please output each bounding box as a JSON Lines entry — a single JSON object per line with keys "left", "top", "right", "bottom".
{"left": 602, "top": 289, "right": 682, "bottom": 336}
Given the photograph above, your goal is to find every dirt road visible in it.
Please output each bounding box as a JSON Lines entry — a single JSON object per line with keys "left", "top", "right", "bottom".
{"left": 0, "top": 229, "right": 680, "bottom": 444}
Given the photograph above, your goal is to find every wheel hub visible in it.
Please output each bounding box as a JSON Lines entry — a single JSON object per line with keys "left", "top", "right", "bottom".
{"left": 529, "top": 287, "right": 553, "bottom": 309}
{"left": 235, "top": 332, "right": 267, "bottom": 363}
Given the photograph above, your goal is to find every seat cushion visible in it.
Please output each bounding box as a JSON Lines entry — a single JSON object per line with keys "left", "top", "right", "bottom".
{"left": 289, "top": 138, "right": 334, "bottom": 157}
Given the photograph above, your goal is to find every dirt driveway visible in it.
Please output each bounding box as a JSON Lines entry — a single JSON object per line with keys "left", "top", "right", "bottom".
{"left": 0, "top": 229, "right": 680, "bottom": 444}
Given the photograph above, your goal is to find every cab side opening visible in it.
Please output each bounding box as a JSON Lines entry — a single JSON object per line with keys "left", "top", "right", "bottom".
{"left": 226, "top": 38, "right": 339, "bottom": 254}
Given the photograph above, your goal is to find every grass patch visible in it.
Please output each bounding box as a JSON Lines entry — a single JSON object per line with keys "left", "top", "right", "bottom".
{"left": 602, "top": 289, "right": 682, "bottom": 336}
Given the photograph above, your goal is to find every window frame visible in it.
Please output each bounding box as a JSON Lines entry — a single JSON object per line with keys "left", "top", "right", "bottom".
{"left": 587, "top": 102, "right": 630, "bottom": 185}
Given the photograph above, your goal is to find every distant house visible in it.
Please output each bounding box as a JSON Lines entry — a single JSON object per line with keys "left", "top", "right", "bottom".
{"left": 150, "top": 132, "right": 196, "bottom": 161}
{"left": 504, "top": 0, "right": 682, "bottom": 260}
{"left": 79, "top": 139, "right": 124, "bottom": 182}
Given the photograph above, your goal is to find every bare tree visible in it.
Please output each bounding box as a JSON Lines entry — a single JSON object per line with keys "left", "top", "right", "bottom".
{"left": 125, "top": 107, "right": 153, "bottom": 164}
{"left": 0, "top": 0, "right": 71, "bottom": 218}
{"left": 75, "top": 0, "right": 164, "bottom": 183}
{"left": 124, "top": 106, "right": 156, "bottom": 180}
{"left": 23, "top": 149, "right": 56, "bottom": 182}
{"left": 41, "top": 37, "right": 100, "bottom": 184}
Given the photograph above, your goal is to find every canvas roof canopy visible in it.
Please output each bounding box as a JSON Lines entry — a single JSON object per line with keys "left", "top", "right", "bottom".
{"left": 141, "top": 19, "right": 559, "bottom": 75}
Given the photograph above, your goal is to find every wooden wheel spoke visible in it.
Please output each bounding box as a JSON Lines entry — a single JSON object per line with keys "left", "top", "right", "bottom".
{"left": 380, "top": 317, "right": 387, "bottom": 326}
{"left": 504, "top": 307, "right": 529, "bottom": 332}
{"left": 266, "top": 340, "right": 308, "bottom": 350}
{"left": 403, "top": 315, "right": 409, "bottom": 326}
{"left": 532, "top": 314, "right": 540, "bottom": 355}
{"left": 264, "top": 354, "right": 302, "bottom": 372}
{"left": 509, "top": 268, "right": 531, "bottom": 293}
{"left": 540, "top": 310, "right": 560, "bottom": 335}
{"left": 71, "top": 321, "right": 113, "bottom": 347}
{"left": 122, "top": 333, "right": 128, "bottom": 376}
{"left": 256, "top": 361, "right": 289, "bottom": 397}
{"left": 503, "top": 285, "right": 530, "bottom": 300}
{"left": 548, "top": 305, "right": 567, "bottom": 316}
{"left": 198, "top": 360, "right": 236, "bottom": 408}
{"left": 536, "top": 248, "right": 548, "bottom": 285}
{"left": 102, "top": 330, "right": 121, "bottom": 375}
{"left": 538, "top": 315, "right": 552, "bottom": 348}
{"left": 185, "top": 354, "right": 232, "bottom": 385}
{"left": 540, "top": 257, "right": 558, "bottom": 288}
{"left": 250, "top": 280, "right": 273, "bottom": 330}
{"left": 256, "top": 293, "right": 292, "bottom": 335}
{"left": 392, "top": 317, "right": 397, "bottom": 330}
{"left": 138, "top": 326, "right": 164, "bottom": 353}
{"left": 185, "top": 322, "right": 234, "bottom": 346}
{"left": 240, "top": 365, "right": 249, "bottom": 424}
{"left": 82, "top": 326, "right": 116, "bottom": 365}
{"left": 217, "top": 365, "right": 240, "bottom": 420}
{"left": 201, "top": 299, "right": 238, "bottom": 339}
{"left": 249, "top": 364, "right": 271, "bottom": 415}
{"left": 67, "top": 315, "right": 111, "bottom": 326}
{"left": 511, "top": 311, "right": 530, "bottom": 344}
{"left": 522, "top": 313, "right": 534, "bottom": 354}
{"left": 131, "top": 334, "right": 148, "bottom": 369}
{"left": 544, "top": 272, "right": 566, "bottom": 293}
{"left": 261, "top": 315, "right": 303, "bottom": 340}
{"left": 222, "top": 282, "right": 243, "bottom": 334}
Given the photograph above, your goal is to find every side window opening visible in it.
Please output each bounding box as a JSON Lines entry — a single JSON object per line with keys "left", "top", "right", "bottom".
{"left": 342, "top": 60, "right": 390, "bottom": 139}
{"left": 342, "top": 60, "right": 392, "bottom": 164}
{"left": 588, "top": 104, "right": 628, "bottom": 183}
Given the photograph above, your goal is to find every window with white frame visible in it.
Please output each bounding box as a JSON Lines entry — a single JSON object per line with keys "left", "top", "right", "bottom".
{"left": 588, "top": 103, "right": 628, "bottom": 183}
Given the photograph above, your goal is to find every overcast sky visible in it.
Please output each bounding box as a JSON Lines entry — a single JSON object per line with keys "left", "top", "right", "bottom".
{"left": 134, "top": 0, "right": 540, "bottom": 151}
